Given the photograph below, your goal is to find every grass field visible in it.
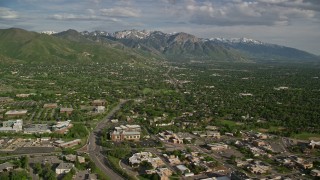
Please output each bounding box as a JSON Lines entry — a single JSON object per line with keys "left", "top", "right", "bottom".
{"left": 292, "top": 133, "right": 320, "bottom": 140}
{"left": 218, "top": 119, "right": 242, "bottom": 127}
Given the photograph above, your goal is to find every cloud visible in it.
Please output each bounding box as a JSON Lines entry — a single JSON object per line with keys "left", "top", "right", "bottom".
{"left": 48, "top": 13, "right": 100, "bottom": 21}
{"left": 100, "top": 7, "right": 140, "bottom": 17}
{"left": 0, "top": 7, "right": 19, "bottom": 19}
{"left": 183, "top": 0, "right": 318, "bottom": 26}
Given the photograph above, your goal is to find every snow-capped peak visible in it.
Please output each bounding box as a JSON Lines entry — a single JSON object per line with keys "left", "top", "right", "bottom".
{"left": 41, "top": 31, "right": 57, "bottom": 35}
{"left": 81, "top": 30, "right": 110, "bottom": 37}
{"left": 113, "top": 29, "right": 151, "bottom": 39}
{"left": 230, "top": 37, "right": 264, "bottom": 44}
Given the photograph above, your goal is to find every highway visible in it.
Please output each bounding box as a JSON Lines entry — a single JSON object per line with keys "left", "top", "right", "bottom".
{"left": 87, "top": 99, "right": 128, "bottom": 180}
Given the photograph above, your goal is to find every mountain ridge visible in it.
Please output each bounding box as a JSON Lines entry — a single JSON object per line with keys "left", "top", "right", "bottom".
{"left": 68, "top": 29, "right": 318, "bottom": 62}
{"left": 0, "top": 28, "right": 319, "bottom": 64}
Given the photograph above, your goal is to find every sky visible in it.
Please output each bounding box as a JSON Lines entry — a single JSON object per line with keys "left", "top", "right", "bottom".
{"left": 0, "top": 0, "right": 319, "bottom": 55}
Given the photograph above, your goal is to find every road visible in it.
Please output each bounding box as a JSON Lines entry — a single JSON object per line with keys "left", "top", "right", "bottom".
{"left": 164, "top": 66, "right": 180, "bottom": 91}
{"left": 87, "top": 99, "right": 128, "bottom": 180}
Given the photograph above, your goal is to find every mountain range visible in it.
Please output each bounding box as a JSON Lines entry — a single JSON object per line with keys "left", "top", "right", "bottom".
{"left": 0, "top": 27, "right": 318, "bottom": 64}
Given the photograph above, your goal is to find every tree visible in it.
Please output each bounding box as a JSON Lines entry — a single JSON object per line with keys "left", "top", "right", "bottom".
{"left": 21, "top": 156, "right": 29, "bottom": 169}
{"left": 140, "top": 161, "right": 153, "bottom": 170}
{"left": 34, "top": 163, "right": 42, "bottom": 174}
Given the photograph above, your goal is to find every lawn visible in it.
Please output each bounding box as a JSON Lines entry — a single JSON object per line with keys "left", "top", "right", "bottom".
{"left": 218, "top": 119, "right": 241, "bottom": 127}
{"left": 292, "top": 132, "right": 320, "bottom": 140}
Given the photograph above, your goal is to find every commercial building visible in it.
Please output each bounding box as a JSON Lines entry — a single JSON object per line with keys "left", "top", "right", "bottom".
{"left": 24, "top": 124, "right": 51, "bottom": 134}
{"left": 0, "top": 119, "right": 23, "bottom": 132}
{"left": 92, "top": 99, "right": 106, "bottom": 106}
{"left": 0, "top": 162, "right": 14, "bottom": 172}
{"left": 129, "top": 152, "right": 164, "bottom": 168}
{"left": 52, "top": 120, "right": 72, "bottom": 133}
{"left": 5, "top": 110, "right": 28, "bottom": 117}
{"left": 54, "top": 139, "right": 81, "bottom": 148}
{"left": 43, "top": 103, "right": 58, "bottom": 108}
{"left": 176, "top": 164, "right": 191, "bottom": 175}
{"left": 60, "top": 108, "right": 73, "bottom": 115}
{"left": 55, "top": 163, "right": 74, "bottom": 175}
{"left": 158, "top": 131, "right": 183, "bottom": 144}
{"left": 110, "top": 124, "right": 141, "bottom": 141}
{"left": 207, "top": 143, "right": 228, "bottom": 151}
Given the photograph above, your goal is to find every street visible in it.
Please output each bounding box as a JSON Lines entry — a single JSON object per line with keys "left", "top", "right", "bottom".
{"left": 87, "top": 100, "right": 129, "bottom": 180}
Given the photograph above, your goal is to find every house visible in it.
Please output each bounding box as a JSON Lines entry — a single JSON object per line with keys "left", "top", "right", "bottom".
{"left": 163, "top": 154, "right": 181, "bottom": 165}
{"left": 311, "top": 169, "right": 320, "bottom": 177}
{"left": 5, "top": 110, "right": 27, "bottom": 117}
{"left": 197, "top": 131, "right": 220, "bottom": 139}
{"left": 77, "top": 156, "right": 86, "bottom": 163}
{"left": 206, "top": 131, "right": 221, "bottom": 139}
{"left": 176, "top": 164, "right": 191, "bottom": 175}
{"left": 60, "top": 108, "right": 73, "bottom": 115}
{"left": 254, "top": 132, "right": 268, "bottom": 139}
{"left": 65, "top": 154, "right": 77, "bottom": 162}
{"left": 0, "top": 162, "right": 14, "bottom": 172}
{"left": 290, "top": 155, "right": 313, "bottom": 169}
{"left": 298, "top": 161, "right": 313, "bottom": 169}
{"left": 309, "top": 140, "right": 320, "bottom": 149}
{"left": 206, "top": 126, "right": 218, "bottom": 131}
{"left": 111, "top": 119, "right": 118, "bottom": 123}
{"left": 41, "top": 137, "right": 51, "bottom": 141}
{"left": 156, "top": 167, "right": 172, "bottom": 180}
{"left": 92, "top": 99, "right": 106, "bottom": 106}
{"left": 43, "top": 103, "right": 58, "bottom": 108}
{"left": 246, "top": 161, "right": 270, "bottom": 174}
{"left": 94, "top": 106, "right": 105, "bottom": 113}
{"left": 55, "top": 162, "right": 74, "bottom": 175}
{"left": 253, "top": 140, "right": 267, "bottom": 147}
{"left": 0, "top": 97, "right": 14, "bottom": 104}
{"left": 207, "top": 143, "right": 228, "bottom": 151}
{"left": 231, "top": 171, "right": 250, "bottom": 180}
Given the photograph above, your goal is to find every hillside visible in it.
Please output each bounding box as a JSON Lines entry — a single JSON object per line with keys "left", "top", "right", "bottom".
{"left": 0, "top": 28, "right": 152, "bottom": 64}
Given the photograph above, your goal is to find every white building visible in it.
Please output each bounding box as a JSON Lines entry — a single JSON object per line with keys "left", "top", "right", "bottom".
{"left": 0, "top": 119, "right": 23, "bottom": 132}
{"left": 55, "top": 163, "right": 74, "bottom": 175}
{"left": 129, "top": 152, "right": 164, "bottom": 168}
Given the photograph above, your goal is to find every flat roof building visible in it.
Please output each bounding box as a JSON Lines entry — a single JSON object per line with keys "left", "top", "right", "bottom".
{"left": 43, "top": 103, "right": 58, "bottom": 108}
{"left": 5, "top": 110, "right": 27, "bottom": 117}
{"left": 24, "top": 124, "right": 51, "bottom": 134}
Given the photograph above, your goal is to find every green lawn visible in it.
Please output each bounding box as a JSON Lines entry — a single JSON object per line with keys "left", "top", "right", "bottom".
{"left": 292, "top": 133, "right": 320, "bottom": 140}
{"left": 219, "top": 119, "right": 240, "bottom": 127}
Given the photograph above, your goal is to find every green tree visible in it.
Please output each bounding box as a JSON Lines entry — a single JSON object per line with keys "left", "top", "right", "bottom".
{"left": 140, "top": 161, "right": 153, "bottom": 170}
{"left": 34, "top": 163, "right": 42, "bottom": 174}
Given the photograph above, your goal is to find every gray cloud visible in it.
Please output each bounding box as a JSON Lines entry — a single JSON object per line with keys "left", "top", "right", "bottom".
{"left": 181, "top": 0, "right": 318, "bottom": 26}
{"left": 100, "top": 7, "right": 140, "bottom": 17}
{"left": 0, "top": 7, "right": 19, "bottom": 19}
{"left": 48, "top": 13, "right": 101, "bottom": 21}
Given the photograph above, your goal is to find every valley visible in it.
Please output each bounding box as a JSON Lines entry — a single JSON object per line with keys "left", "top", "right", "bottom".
{"left": 0, "top": 27, "right": 319, "bottom": 180}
